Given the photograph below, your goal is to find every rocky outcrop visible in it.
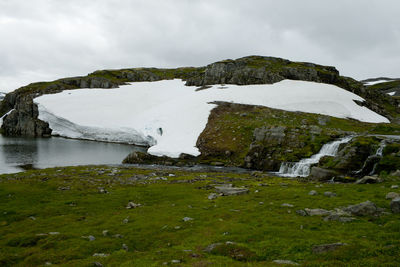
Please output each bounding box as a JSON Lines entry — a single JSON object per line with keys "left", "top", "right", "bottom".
{"left": 185, "top": 56, "right": 340, "bottom": 86}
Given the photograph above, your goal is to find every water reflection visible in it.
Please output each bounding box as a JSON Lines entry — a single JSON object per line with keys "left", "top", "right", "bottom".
{"left": 0, "top": 135, "right": 146, "bottom": 174}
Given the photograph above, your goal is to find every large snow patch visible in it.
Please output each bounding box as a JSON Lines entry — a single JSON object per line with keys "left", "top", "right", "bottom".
{"left": 34, "top": 79, "right": 389, "bottom": 157}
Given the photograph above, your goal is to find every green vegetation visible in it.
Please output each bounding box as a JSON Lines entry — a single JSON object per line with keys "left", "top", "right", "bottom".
{"left": 1, "top": 166, "right": 399, "bottom": 266}
{"left": 368, "top": 80, "right": 400, "bottom": 92}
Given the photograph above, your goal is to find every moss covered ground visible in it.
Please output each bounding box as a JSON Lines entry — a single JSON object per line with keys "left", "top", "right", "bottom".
{"left": 1, "top": 166, "right": 400, "bottom": 266}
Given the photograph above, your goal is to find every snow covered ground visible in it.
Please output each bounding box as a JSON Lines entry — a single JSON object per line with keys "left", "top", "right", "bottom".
{"left": 34, "top": 79, "right": 389, "bottom": 158}
{"left": 363, "top": 79, "right": 395, "bottom": 86}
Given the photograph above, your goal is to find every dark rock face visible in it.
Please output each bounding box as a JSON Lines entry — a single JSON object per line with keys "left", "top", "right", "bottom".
{"left": 186, "top": 56, "right": 339, "bottom": 86}
{"left": 1, "top": 96, "right": 51, "bottom": 136}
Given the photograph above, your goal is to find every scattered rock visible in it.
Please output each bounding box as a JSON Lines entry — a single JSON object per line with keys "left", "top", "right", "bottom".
{"left": 308, "top": 190, "right": 318, "bottom": 196}
{"left": 113, "top": 234, "right": 123, "bottom": 239}
{"left": 304, "top": 208, "right": 331, "bottom": 216}
{"left": 312, "top": 242, "right": 347, "bottom": 254}
{"left": 88, "top": 235, "right": 96, "bottom": 241}
{"left": 171, "top": 260, "right": 181, "bottom": 264}
{"left": 386, "top": 192, "right": 400, "bottom": 199}
{"left": 296, "top": 210, "right": 308, "bottom": 216}
{"left": 126, "top": 202, "right": 142, "bottom": 209}
{"left": 183, "top": 217, "right": 193, "bottom": 222}
{"left": 122, "top": 243, "right": 129, "bottom": 251}
{"left": 281, "top": 203, "right": 294, "bottom": 208}
{"left": 102, "top": 230, "right": 109, "bottom": 236}
{"left": 58, "top": 186, "right": 71, "bottom": 191}
{"left": 48, "top": 232, "right": 60, "bottom": 235}
{"left": 214, "top": 185, "right": 249, "bottom": 196}
{"left": 208, "top": 193, "right": 218, "bottom": 200}
{"left": 93, "top": 262, "right": 104, "bottom": 267}
{"left": 98, "top": 187, "right": 108, "bottom": 194}
{"left": 390, "top": 197, "right": 400, "bottom": 213}
{"left": 355, "top": 176, "right": 382, "bottom": 184}
{"left": 391, "top": 185, "right": 399, "bottom": 189}
{"left": 324, "top": 191, "right": 337, "bottom": 197}
{"left": 93, "top": 253, "right": 109, "bottom": 257}
{"left": 29, "top": 216, "right": 36, "bottom": 220}
{"left": 272, "top": 259, "right": 299, "bottom": 265}
{"left": 343, "top": 201, "right": 380, "bottom": 216}
{"left": 123, "top": 217, "right": 129, "bottom": 224}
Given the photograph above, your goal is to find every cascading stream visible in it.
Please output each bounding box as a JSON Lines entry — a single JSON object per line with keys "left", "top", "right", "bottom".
{"left": 277, "top": 136, "right": 353, "bottom": 177}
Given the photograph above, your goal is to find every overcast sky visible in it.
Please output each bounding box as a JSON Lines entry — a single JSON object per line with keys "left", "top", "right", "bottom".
{"left": 0, "top": 0, "right": 399, "bottom": 92}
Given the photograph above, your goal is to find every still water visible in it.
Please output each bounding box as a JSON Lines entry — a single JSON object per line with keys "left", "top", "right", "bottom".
{"left": 0, "top": 135, "right": 146, "bottom": 174}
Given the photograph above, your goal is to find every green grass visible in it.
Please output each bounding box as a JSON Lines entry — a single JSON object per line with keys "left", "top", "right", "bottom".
{"left": 1, "top": 166, "right": 400, "bottom": 266}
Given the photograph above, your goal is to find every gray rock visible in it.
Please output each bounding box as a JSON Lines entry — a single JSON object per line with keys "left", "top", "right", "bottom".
{"left": 122, "top": 243, "right": 129, "bottom": 251}
{"left": 102, "top": 230, "right": 109, "bottom": 236}
{"left": 171, "top": 260, "right": 181, "bottom": 264}
{"left": 390, "top": 197, "right": 400, "bottom": 213}
{"left": 308, "top": 190, "right": 318, "bottom": 196}
{"left": 344, "top": 201, "right": 379, "bottom": 216}
{"left": 204, "top": 243, "right": 223, "bottom": 253}
{"left": 296, "top": 210, "right": 308, "bottom": 216}
{"left": 305, "top": 208, "right": 331, "bottom": 216}
{"left": 272, "top": 259, "right": 299, "bottom": 265}
{"left": 310, "top": 167, "right": 339, "bottom": 181}
{"left": 126, "top": 202, "right": 142, "bottom": 209}
{"left": 312, "top": 243, "right": 347, "bottom": 253}
{"left": 208, "top": 193, "right": 219, "bottom": 200}
{"left": 93, "top": 253, "right": 109, "bottom": 257}
{"left": 324, "top": 191, "right": 337, "bottom": 197}
{"left": 215, "top": 185, "right": 249, "bottom": 196}
{"left": 93, "top": 262, "right": 104, "bottom": 267}
{"left": 391, "top": 185, "right": 399, "bottom": 189}
{"left": 281, "top": 203, "right": 294, "bottom": 208}
{"left": 355, "top": 176, "right": 382, "bottom": 184}
{"left": 88, "top": 235, "right": 96, "bottom": 241}
{"left": 183, "top": 217, "right": 193, "bottom": 222}
{"left": 386, "top": 192, "right": 400, "bottom": 199}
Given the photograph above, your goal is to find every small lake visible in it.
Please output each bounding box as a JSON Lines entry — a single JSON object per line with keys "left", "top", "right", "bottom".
{"left": 0, "top": 135, "right": 146, "bottom": 174}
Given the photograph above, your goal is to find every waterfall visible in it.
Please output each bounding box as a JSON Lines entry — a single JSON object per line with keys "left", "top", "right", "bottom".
{"left": 369, "top": 140, "right": 386, "bottom": 175}
{"left": 277, "top": 136, "right": 353, "bottom": 178}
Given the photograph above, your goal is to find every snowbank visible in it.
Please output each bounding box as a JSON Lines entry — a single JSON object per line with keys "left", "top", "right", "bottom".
{"left": 34, "top": 79, "right": 389, "bottom": 157}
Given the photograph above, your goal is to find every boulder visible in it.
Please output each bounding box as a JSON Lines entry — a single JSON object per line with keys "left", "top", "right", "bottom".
{"left": 309, "top": 167, "right": 339, "bottom": 181}
{"left": 343, "top": 201, "right": 380, "bottom": 216}
{"left": 386, "top": 192, "right": 400, "bottom": 200}
{"left": 215, "top": 185, "right": 249, "bottom": 196}
{"left": 390, "top": 197, "right": 400, "bottom": 213}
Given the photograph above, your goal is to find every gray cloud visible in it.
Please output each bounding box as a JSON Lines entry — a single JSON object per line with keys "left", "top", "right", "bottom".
{"left": 0, "top": 0, "right": 399, "bottom": 92}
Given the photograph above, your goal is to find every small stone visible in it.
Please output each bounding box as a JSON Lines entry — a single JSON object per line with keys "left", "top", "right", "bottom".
{"left": 305, "top": 208, "right": 331, "bottom": 216}
{"left": 386, "top": 192, "right": 400, "bottom": 199}
{"left": 113, "top": 234, "right": 123, "bottom": 239}
{"left": 45, "top": 262, "right": 52, "bottom": 266}
{"left": 208, "top": 193, "right": 218, "bottom": 200}
{"left": 390, "top": 197, "right": 400, "bottom": 213}
{"left": 204, "top": 243, "right": 223, "bottom": 253}
{"left": 391, "top": 185, "right": 399, "bottom": 189}
{"left": 281, "top": 203, "right": 294, "bottom": 208}
{"left": 123, "top": 217, "right": 129, "bottom": 224}
{"left": 272, "top": 259, "right": 299, "bottom": 265}
{"left": 93, "top": 253, "right": 109, "bottom": 257}
{"left": 174, "top": 226, "right": 181, "bottom": 230}
{"left": 312, "top": 243, "right": 347, "bottom": 253}
{"left": 169, "top": 174, "right": 175, "bottom": 177}
{"left": 259, "top": 202, "right": 264, "bottom": 205}
{"left": 93, "top": 262, "right": 104, "bottom": 267}
{"left": 122, "top": 243, "right": 129, "bottom": 251}
{"left": 324, "top": 191, "right": 337, "bottom": 197}
{"left": 102, "top": 230, "right": 109, "bottom": 236}
{"left": 58, "top": 186, "right": 71, "bottom": 191}
{"left": 126, "top": 202, "right": 142, "bottom": 209}
{"left": 183, "top": 217, "right": 193, "bottom": 222}
{"left": 308, "top": 190, "right": 318, "bottom": 196}
{"left": 29, "top": 216, "right": 36, "bottom": 220}
{"left": 98, "top": 187, "right": 108, "bottom": 194}
{"left": 49, "top": 232, "right": 60, "bottom": 235}
{"left": 296, "top": 210, "right": 308, "bottom": 216}
{"left": 88, "top": 235, "right": 96, "bottom": 241}
{"left": 171, "top": 260, "right": 181, "bottom": 264}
